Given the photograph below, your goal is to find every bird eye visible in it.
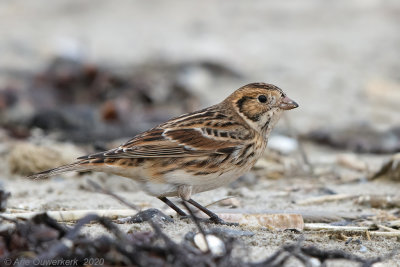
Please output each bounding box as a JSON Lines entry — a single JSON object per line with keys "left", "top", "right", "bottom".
{"left": 258, "top": 95, "right": 267, "bottom": 103}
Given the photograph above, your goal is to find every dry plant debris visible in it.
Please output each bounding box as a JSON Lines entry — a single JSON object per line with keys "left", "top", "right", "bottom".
{"left": 8, "top": 142, "right": 83, "bottom": 176}
{"left": 0, "top": 213, "right": 394, "bottom": 267}
{"left": 371, "top": 153, "right": 400, "bottom": 181}
{"left": 304, "top": 124, "right": 400, "bottom": 154}
{"left": 0, "top": 186, "right": 396, "bottom": 267}
{"left": 216, "top": 213, "right": 304, "bottom": 231}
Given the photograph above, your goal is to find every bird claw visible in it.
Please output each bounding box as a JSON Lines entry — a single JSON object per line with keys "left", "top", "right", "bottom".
{"left": 209, "top": 216, "right": 239, "bottom": 226}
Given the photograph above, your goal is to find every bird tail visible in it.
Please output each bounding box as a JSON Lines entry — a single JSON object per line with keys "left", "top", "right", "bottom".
{"left": 27, "top": 160, "right": 92, "bottom": 180}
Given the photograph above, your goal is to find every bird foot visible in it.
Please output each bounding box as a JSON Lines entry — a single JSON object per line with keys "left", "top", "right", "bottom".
{"left": 208, "top": 216, "right": 239, "bottom": 226}
{"left": 179, "top": 215, "right": 238, "bottom": 226}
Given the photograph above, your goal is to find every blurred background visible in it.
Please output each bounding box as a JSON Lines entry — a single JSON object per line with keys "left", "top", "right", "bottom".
{"left": 1, "top": 2, "right": 400, "bottom": 261}
{"left": 1, "top": 0, "right": 400, "bottom": 163}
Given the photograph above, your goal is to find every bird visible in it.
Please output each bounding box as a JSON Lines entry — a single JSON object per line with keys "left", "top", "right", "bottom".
{"left": 29, "top": 82, "right": 298, "bottom": 224}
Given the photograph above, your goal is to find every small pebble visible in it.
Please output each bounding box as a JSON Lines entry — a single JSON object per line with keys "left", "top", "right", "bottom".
{"left": 117, "top": 208, "right": 173, "bottom": 224}
{"left": 309, "top": 258, "right": 321, "bottom": 267}
{"left": 359, "top": 245, "right": 368, "bottom": 253}
{"left": 194, "top": 233, "right": 226, "bottom": 256}
{"left": 219, "top": 197, "right": 241, "bottom": 208}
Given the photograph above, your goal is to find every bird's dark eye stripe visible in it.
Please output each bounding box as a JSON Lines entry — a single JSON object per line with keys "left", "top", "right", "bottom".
{"left": 258, "top": 95, "right": 267, "bottom": 103}
{"left": 236, "top": 96, "right": 253, "bottom": 110}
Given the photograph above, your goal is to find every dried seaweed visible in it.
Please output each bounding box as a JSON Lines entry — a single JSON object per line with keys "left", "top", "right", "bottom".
{"left": 1, "top": 57, "right": 242, "bottom": 143}
{"left": 0, "top": 187, "right": 10, "bottom": 212}
{"left": 304, "top": 123, "right": 400, "bottom": 154}
{"left": 0, "top": 185, "right": 395, "bottom": 267}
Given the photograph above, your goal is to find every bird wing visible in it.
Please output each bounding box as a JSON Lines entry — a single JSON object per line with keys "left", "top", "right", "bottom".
{"left": 78, "top": 127, "right": 240, "bottom": 159}
{"left": 78, "top": 106, "right": 253, "bottom": 160}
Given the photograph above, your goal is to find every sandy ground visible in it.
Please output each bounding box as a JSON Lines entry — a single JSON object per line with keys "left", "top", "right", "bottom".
{"left": 1, "top": 0, "right": 400, "bottom": 266}
{"left": 1, "top": 140, "right": 400, "bottom": 266}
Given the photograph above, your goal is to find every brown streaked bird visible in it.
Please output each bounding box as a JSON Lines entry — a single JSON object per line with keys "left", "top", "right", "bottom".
{"left": 29, "top": 83, "right": 298, "bottom": 224}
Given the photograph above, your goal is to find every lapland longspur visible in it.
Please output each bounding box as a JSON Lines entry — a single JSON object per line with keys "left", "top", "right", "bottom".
{"left": 29, "top": 83, "right": 298, "bottom": 224}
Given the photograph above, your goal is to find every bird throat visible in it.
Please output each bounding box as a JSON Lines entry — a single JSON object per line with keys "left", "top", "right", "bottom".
{"left": 260, "top": 109, "right": 282, "bottom": 137}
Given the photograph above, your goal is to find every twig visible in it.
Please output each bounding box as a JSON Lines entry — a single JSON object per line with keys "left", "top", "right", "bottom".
{"left": 5, "top": 208, "right": 31, "bottom": 213}
{"left": 33, "top": 214, "right": 141, "bottom": 266}
{"left": 297, "top": 194, "right": 358, "bottom": 205}
{"left": 0, "top": 209, "right": 138, "bottom": 221}
{"left": 0, "top": 214, "right": 18, "bottom": 223}
{"left": 378, "top": 224, "right": 400, "bottom": 233}
{"left": 87, "top": 179, "right": 140, "bottom": 211}
{"left": 255, "top": 236, "right": 396, "bottom": 267}
{"left": 304, "top": 223, "right": 368, "bottom": 231}
{"left": 211, "top": 208, "right": 362, "bottom": 223}
{"left": 366, "top": 230, "right": 371, "bottom": 241}
{"left": 305, "top": 223, "right": 400, "bottom": 238}
{"left": 204, "top": 196, "right": 236, "bottom": 208}
{"left": 181, "top": 200, "right": 210, "bottom": 253}
{"left": 31, "top": 213, "right": 68, "bottom": 236}
{"left": 299, "top": 245, "right": 392, "bottom": 267}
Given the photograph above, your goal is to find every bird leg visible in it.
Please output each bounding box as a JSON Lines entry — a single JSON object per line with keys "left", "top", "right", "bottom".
{"left": 177, "top": 185, "right": 234, "bottom": 224}
{"left": 159, "top": 192, "right": 237, "bottom": 226}
{"left": 158, "top": 196, "right": 187, "bottom": 216}
{"left": 187, "top": 198, "right": 238, "bottom": 226}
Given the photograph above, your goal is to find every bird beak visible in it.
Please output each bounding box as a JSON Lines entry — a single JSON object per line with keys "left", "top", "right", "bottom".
{"left": 279, "top": 96, "right": 299, "bottom": 110}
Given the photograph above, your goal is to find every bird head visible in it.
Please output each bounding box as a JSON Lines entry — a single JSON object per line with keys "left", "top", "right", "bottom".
{"left": 227, "top": 82, "right": 298, "bottom": 134}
